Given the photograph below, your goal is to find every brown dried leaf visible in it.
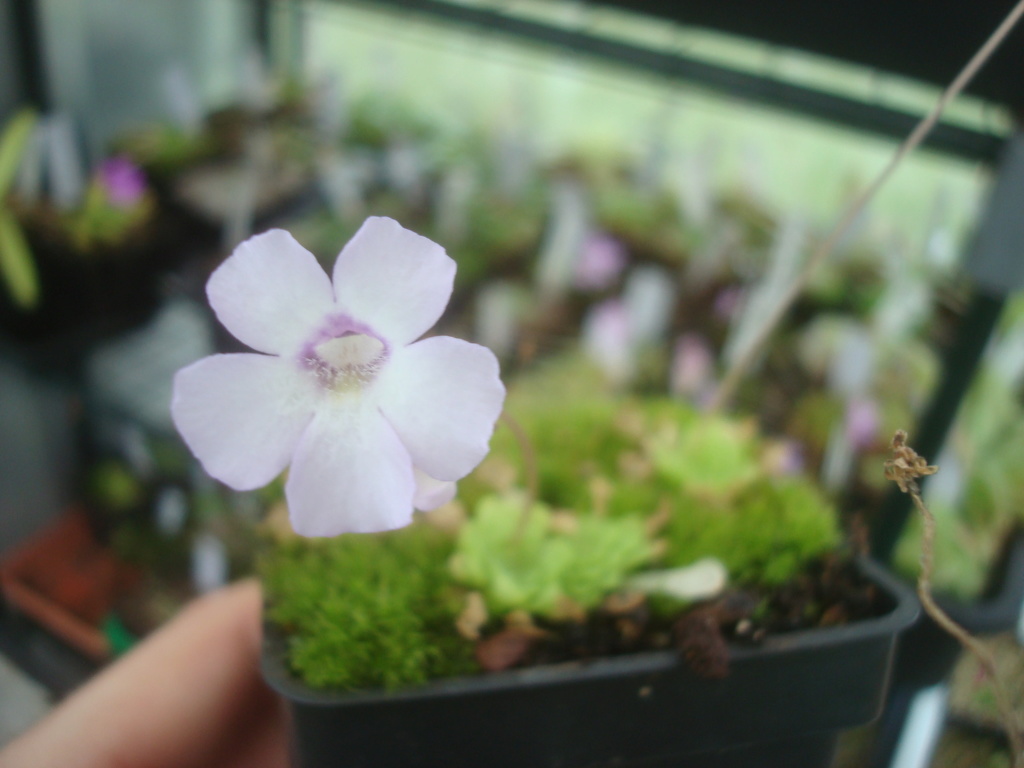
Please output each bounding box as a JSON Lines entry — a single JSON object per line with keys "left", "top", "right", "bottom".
{"left": 475, "top": 627, "right": 538, "bottom": 672}
{"left": 674, "top": 608, "right": 730, "bottom": 679}
{"left": 884, "top": 430, "right": 938, "bottom": 495}
{"left": 455, "top": 591, "right": 488, "bottom": 641}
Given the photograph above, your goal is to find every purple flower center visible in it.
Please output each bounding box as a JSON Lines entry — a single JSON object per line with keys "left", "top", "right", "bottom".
{"left": 300, "top": 314, "right": 389, "bottom": 392}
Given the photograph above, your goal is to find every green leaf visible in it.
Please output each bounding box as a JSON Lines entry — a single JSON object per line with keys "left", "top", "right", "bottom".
{"left": 0, "top": 212, "right": 40, "bottom": 309}
{"left": 0, "top": 109, "right": 38, "bottom": 199}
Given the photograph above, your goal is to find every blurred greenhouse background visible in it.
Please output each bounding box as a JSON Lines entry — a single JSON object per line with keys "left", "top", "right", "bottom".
{"left": 1, "top": 1, "right": 1022, "bottom": 766}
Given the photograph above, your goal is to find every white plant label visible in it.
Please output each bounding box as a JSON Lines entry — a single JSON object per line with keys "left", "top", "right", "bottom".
{"left": 192, "top": 533, "right": 228, "bottom": 594}
{"left": 156, "top": 486, "right": 189, "bottom": 537}
{"left": 535, "top": 179, "right": 589, "bottom": 300}
{"left": 724, "top": 217, "right": 805, "bottom": 366}
{"left": 44, "top": 114, "right": 85, "bottom": 210}
{"left": 161, "top": 64, "right": 202, "bottom": 133}
{"left": 623, "top": 266, "right": 676, "bottom": 346}
{"left": 475, "top": 281, "right": 526, "bottom": 360}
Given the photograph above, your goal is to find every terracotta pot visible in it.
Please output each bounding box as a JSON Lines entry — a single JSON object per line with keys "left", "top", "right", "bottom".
{"left": 0, "top": 509, "right": 139, "bottom": 661}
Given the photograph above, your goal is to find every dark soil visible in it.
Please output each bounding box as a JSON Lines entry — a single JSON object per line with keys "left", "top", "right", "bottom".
{"left": 475, "top": 552, "right": 888, "bottom": 679}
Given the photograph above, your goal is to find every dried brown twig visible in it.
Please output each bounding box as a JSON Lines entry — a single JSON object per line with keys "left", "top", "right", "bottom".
{"left": 885, "top": 430, "right": 1023, "bottom": 767}
{"left": 709, "top": 0, "right": 1024, "bottom": 412}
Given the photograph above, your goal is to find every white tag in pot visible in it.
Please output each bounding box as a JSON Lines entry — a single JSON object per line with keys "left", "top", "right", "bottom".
{"left": 192, "top": 533, "right": 228, "bottom": 594}
{"left": 156, "top": 486, "right": 189, "bottom": 537}
{"left": 160, "top": 63, "right": 202, "bottom": 134}
{"left": 535, "top": 179, "right": 589, "bottom": 300}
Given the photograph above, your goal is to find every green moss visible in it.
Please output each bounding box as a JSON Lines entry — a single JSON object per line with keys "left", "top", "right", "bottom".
{"left": 464, "top": 357, "right": 840, "bottom": 590}
{"left": 451, "top": 493, "right": 654, "bottom": 617}
{"left": 261, "top": 525, "right": 475, "bottom": 690}
{"left": 665, "top": 478, "right": 840, "bottom": 585}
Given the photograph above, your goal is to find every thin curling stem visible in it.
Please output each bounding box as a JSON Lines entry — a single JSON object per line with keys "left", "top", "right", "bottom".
{"left": 886, "top": 430, "right": 1023, "bottom": 766}
{"left": 911, "top": 490, "right": 1023, "bottom": 766}
{"left": 499, "top": 411, "right": 539, "bottom": 541}
{"left": 709, "top": 0, "right": 1024, "bottom": 412}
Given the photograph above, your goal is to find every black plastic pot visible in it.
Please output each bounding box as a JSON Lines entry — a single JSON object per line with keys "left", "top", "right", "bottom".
{"left": 0, "top": 204, "right": 217, "bottom": 376}
{"left": 262, "top": 557, "right": 917, "bottom": 768}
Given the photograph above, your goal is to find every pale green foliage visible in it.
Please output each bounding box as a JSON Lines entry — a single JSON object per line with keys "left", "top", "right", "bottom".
{"left": 451, "top": 493, "right": 654, "bottom": 617}
{"left": 0, "top": 211, "right": 38, "bottom": 308}
{"left": 0, "top": 110, "right": 35, "bottom": 197}
{"left": 468, "top": 356, "right": 842, "bottom": 591}
{"left": 0, "top": 110, "right": 39, "bottom": 308}
{"left": 895, "top": 370, "right": 1024, "bottom": 597}
{"left": 648, "top": 415, "right": 762, "bottom": 501}
{"left": 63, "top": 180, "right": 154, "bottom": 253}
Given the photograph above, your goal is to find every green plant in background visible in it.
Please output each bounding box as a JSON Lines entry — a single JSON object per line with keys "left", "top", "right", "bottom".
{"left": 346, "top": 93, "right": 436, "bottom": 148}
{"left": 0, "top": 109, "right": 40, "bottom": 308}
{"left": 648, "top": 413, "right": 762, "bottom": 503}
{"left": 450, "top": 492, "right": 654, "bottom": 618}
{"left": 664, "top": 477, "right": 840, "bottom": 585}
{"left": 593, "top": 178, "right": 692, "bottom": 265}
{"left": 63, "top": 156, "right": 155, "bottom": 253}
{"left": 465, "top": 355, "right": 842, "bottom": 593}
{"left": 262, "top": 525, "right": 475, "bottom": 690}
{"left": 115, "top": 124, "right": 215, "bottom": 177}
{"left": 87, "top": 459, "right": 146, "bottom": 517}
{"left": 895, "top": 369, "right": 1024, "bottom": 597}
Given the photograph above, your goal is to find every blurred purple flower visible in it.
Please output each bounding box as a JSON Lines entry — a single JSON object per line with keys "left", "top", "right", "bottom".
{"left": 713, "top": 286, "right": 745, "bottom": 320}
{"left": 767, "top": 439, "right": 806, "bottom": 476}
{"left": 172, "top": 218, "right": 505, "bottom": 537}
{"left": 844, "top": 397, "right": 880, "bottom": 451}
{"left": 583, "top": 299, "right": 632, "bottom": 386}
{"left": 98, "top": 156, "right": 147, "bottom": 207}
{"left": 574, "top": 232, "right": 627, "bottom": 291}
{"left": 670, "top": 333, "right": 715, "bottom": 400}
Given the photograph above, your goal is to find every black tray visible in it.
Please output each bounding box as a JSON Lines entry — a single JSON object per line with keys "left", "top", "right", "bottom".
{"left": 262, "top": 557, "right": 917, "bottom": 768}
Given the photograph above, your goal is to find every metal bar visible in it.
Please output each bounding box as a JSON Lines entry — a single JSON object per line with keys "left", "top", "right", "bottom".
{"left": 343, "top": 0, "right": 1007, "bottom": 164}
{"left": 872, "top": 132, "right": 1024, "bottom": 562}
{"left": 870, "top": 289, "right": 1006, "bottom": 563}
{"left": 254, "top": 0, "right": 274, "bottom": 64}
{"left": 10, "top": 0, "right": 49, "bottom": 110}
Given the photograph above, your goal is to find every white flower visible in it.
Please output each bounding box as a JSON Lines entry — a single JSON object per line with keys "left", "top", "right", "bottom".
{"left": 171, "top": 217, "right": 505, "bottom": 537}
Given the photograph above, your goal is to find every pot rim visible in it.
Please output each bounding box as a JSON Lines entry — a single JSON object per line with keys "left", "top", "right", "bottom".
{"left": 261, "top": 555, "right": 918, "bottom": 707}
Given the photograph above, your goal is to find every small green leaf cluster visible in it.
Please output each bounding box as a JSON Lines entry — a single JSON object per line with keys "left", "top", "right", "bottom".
{"left": 261, "top": 525, "right": 475, "bottom": 690}
{"left": 664, "top": 478, "right": 839, "bottom": 585}
{"left": 648, "top": 415, "right": 761, "bottom": 502}
{"left": 63, "top": 182, "right": 154, "bottom": 253}
{"left": 114, "top": 124, "right": 214, "bottom": 176}
{"left": 451, "top": 494, "right": 654, "bottom": 617}
{"left": 471, "top": 357, "right": 841, "bottom": 590}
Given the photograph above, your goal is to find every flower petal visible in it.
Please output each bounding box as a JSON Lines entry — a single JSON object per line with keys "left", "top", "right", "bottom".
{"left": 413, "top": 469, "right": 456, "bottom": 511}
{"left": 207, "top": 229, "right": 335, "bottom": 355}
{"left": 171, "top": 354, "right": 316, "bottom": 490}
{"left": 286, "top": 404, "right": 416, "bottom": 537}
{"left": 376, "top": 337, "right": 505, "bottom": 482}
{"left": 332, "top": 217, "right": 455, "bottom": 345}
